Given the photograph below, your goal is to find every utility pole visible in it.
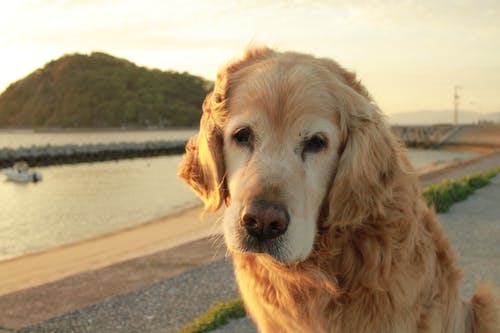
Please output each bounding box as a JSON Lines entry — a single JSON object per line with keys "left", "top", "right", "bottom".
{"left": 454, "top": 86, "right": 461, "bottom": 125}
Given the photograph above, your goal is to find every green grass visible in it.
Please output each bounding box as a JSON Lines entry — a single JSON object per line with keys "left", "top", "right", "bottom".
{"left": 178, "top": 167, "right": 500, "bottom": 333}
{"left": 178, "top": 298, "right": 245, "bottom": 333}
{"left": 422, "top": 167, "right": 499, "bottom": 213}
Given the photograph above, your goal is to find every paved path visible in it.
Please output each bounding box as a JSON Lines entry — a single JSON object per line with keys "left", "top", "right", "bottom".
{"left": 15, "top": 174, "right": 500, "bottom": 333}
{"left": 419, "top": 150, "right": 500, "bottom": 188}
{"left": 0, "top": 237, "right": 225, "bottom": 331}
{"left": 15, "top": 259, "right": 239, "bottom": 333}
{"left": 440, "top": 174, "right": 500, "bottom": 298}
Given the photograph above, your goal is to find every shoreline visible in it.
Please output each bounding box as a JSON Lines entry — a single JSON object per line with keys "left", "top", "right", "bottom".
{"left": 0, "top": 201, "right": 203, "bottom": 263}
{"left": 0, "top": 204, "right": 222, "bottom": 296}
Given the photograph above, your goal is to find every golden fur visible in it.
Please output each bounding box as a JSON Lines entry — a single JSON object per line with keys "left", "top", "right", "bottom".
{"left": 179, "top": 47, "right": 498, "bottom": 332}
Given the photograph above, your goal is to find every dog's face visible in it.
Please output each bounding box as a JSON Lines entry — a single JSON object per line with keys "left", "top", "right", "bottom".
{"left": 180, "top": 48, "right": 397, "bottom": 264}
{"left": 221, "top": 64, "right": 341, "bottom": 263}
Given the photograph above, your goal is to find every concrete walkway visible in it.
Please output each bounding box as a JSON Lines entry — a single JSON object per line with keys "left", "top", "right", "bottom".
{"left": 419, "top": 150, "right": 500, "bottom": 188}
{"left": 15, "top": 259, "right": 239, "bottom": 333}
{"left": 440, "top": 174, "right": 500, "bottom": 298}
{"left": 13, "top": 174, "right": 500, "bottom": 333}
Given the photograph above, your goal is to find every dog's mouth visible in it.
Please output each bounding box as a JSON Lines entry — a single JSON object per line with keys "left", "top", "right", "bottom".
{"left": 236, "top": 232, "right": 290, "bottom": 263}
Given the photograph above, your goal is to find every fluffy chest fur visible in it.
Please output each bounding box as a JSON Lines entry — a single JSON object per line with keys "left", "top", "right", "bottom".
{"left": 232, "top": 201, "right": 465, "bottom": 333}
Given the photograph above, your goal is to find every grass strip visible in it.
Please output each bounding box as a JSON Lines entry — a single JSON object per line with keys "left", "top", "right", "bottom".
{"left": 178, "top": 167, "right": 500, "bottom": 333}
{"left": 422, "top": 167, "right": 499, "bottom": 213}
{"left": 178, "top": 298, "right": 245, "bottom": 333}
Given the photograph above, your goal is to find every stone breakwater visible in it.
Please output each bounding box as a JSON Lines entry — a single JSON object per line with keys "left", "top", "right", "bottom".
{"left": 0, "top": 140, "right": 187, "bottom": 168}
{"left": 391, "top": 125, "right": 455, "bottom": 148}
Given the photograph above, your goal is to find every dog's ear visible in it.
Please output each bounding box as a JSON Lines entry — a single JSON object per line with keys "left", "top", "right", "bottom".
{"left": 178, "top": 91, "right": 227, "bottom": 212}
{"left": 179, "top": 45, "right": 274, "bottom": 212}
{"left": 325, "top": 80, "right": 400, "bottom": 227}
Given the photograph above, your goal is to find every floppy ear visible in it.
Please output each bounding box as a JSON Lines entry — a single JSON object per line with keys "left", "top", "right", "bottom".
{"left": 178, "top": 92, "right": 227, "bottom": 212}
{"left": 179, "top": 46, "right": 274, "bottom": 212}
{"left": 326, "top": 88, "right": 400, "bottom": 227}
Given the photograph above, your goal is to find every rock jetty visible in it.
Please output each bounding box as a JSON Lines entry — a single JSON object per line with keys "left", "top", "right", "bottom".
{"left": 391, "top": 125, "right": 455, "bottom": 148}
{"left": 0, "top": 140, "right": 186, "bottom": 168}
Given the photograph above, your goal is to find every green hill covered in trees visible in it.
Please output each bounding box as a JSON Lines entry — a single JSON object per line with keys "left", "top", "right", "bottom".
{"left": 0, "top": 52, "right": 210, "bottom": 128}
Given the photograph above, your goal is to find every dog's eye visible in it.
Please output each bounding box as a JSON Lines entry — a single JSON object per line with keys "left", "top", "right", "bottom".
{"left": 303, "top": 134, "right": 327, "bottom": 153}
{"left": 232, "top": 127, "right": 253, "bottom": 146}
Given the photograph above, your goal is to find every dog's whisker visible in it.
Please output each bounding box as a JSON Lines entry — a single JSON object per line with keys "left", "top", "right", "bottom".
{"left": 208, "top": 232, "right": 227, "bottom": 260}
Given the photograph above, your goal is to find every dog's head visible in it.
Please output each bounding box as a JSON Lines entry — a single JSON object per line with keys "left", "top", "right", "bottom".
{"left": 179, "top": 47, "right": 401, "bottom": 264}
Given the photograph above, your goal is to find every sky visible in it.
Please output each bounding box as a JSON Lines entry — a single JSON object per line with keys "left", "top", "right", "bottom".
{"left": 1, "top": 0, "right": 499, "bottom": 117}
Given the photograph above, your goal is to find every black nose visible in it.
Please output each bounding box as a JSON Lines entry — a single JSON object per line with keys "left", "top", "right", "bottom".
{"left": 240, "top": 200, "right": 290, "bottom": 240}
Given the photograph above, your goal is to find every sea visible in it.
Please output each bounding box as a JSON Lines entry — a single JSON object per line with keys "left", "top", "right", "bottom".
{"left": 0, "top": 130, "right": 479, "bottom": 261}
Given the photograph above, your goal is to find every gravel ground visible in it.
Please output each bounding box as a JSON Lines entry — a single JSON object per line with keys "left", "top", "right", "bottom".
{"left": 211, "top": 317, "right": 256, "bottom": 333}
{"left": 15, "top": 175, "right": 500, "bottom": 333}
{"left": 16, "top": 259, "right": 238, "bottom": 333}
{"left": 440, "top": 174, "right": 500, "bottom": 297}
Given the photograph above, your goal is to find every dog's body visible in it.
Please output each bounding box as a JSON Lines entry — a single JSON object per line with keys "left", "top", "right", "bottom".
{"left": 179, "top": 47, "right": 498, "bottom": 332}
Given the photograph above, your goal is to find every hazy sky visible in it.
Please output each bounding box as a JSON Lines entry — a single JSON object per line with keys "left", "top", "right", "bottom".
{"left": 1, "top": 0, "right": 499, "bottom": 115}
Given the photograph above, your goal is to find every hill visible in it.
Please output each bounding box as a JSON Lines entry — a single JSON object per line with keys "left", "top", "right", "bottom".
{"left": 0, "top": 52, "right": 210, "bottom": 128}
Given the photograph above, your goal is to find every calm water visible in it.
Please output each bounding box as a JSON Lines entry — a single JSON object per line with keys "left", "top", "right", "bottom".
{"left": 0, "top": 140, "right": 479, "bottom": 261}
{"left": 0, "top": 129, "right": 198, "bottom": 148}
{"left": 0, "top": 156, "right": 199, "bottom": 261}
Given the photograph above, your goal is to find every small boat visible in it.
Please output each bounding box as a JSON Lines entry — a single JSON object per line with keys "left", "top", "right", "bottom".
{"left": 2, "top": 161, "right": 43, "bottom": 183}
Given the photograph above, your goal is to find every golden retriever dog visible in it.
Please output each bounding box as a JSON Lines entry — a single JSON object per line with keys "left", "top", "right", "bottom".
{"left": 179, "top": 47, "right": 498, "bottom": 332}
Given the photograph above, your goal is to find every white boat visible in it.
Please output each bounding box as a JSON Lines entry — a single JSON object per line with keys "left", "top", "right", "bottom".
{"left": 2, "top": 161, "right": 43, "bottom": 183}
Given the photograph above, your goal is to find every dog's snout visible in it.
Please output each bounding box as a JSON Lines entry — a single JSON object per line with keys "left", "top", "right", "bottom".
{"left": 240, "top": 201, "right": 289, "bottom": 240}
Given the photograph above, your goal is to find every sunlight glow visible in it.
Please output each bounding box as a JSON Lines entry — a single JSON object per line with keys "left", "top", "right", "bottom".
{"left": 1, "top": 0, "right": 499, "bottom": 115}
